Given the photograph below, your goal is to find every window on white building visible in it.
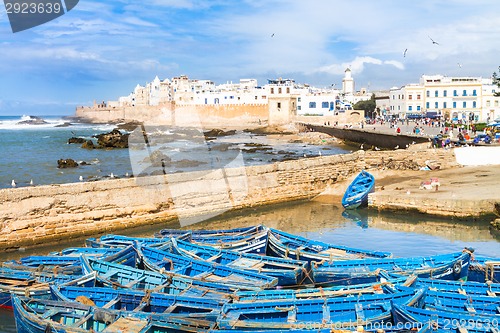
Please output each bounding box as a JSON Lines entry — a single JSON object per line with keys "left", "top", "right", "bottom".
{"left": 435, "top": 90, "right": 438, "bottom": 97}
{"left": 443, "top": 90, "right": 447, "bottom": 97}
{"left": 309, "top": 102, "right": 316, "bottom": 108}
{"left": 473, "top": 101, "right": 476, "bottom": 108}
{"left": 463, "top": 101, "right": 466, "bottom": 108}
{"left": 426, "top": 91, "right": 430, "bottom": 97}
{"left": 417, "top": 106, "right": 421, "bottom": 111}
{"left": 409, "top": 106, "right": 413, "bottom": 111}
{"left": 322, "top": 102, "right": 329, "bottom": 108}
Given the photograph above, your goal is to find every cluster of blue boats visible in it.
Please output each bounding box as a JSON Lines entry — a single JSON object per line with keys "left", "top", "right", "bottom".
{"left": 1, "top": 225, "right": 499, "bottom": 333}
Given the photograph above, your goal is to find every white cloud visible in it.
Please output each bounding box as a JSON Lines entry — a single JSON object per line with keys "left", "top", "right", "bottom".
{"left": 316, "top": 57, "right": 403, "bottom": 75}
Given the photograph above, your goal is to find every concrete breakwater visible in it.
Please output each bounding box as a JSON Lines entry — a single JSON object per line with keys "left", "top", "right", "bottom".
{"left": 299, "top": 123, "right": 429, "bottom": 149}
{"left": 0, "top": 148, "right": 457, "bottom": 251}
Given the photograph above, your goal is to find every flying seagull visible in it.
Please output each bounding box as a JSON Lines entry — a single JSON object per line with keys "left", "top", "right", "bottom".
{"left": 271, "top": 33, "right": 275, "bottom": 37}
{"left": 457, "top": 63, "right": 462, "bottom": 68}
{"left": 428, "top": 36, "right": 439, "bottom": 45}
{"left": 403, "top": 48, "right": 408, "bottom": 57}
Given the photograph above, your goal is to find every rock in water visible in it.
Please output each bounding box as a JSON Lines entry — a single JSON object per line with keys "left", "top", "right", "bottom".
{"left": 95, "top": 129, "right": 129, "bottom": 148}
{"left": 16, "top": 116, "right": 48, "bottom": 125}
{"left": 68, "top": 137, "right": 86, "bottom": 144}
{"left": 81, "top": 140, "right": 95, "bottom": 149}
{"left": 57, "top": 159, "right": 79, "bottom": 168}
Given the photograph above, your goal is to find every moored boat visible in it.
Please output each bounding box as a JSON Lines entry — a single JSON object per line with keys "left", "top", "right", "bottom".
{"left": 267, "top": 227, "right": 392, "bottom": 263}
{"left": 155, "top": 225, "right": 264, "bottom": 239}
{"left": 167, "top": 237, "right": 309, "bottom": 286}
{"left": 12, "top": 294, "right": 216, "bottom": 333}
{"left": 467, "top": 255, "right": 500, "bottom": 283}
{"left": 311, "top": 250, "right": 472, "bottom": 284}
{"left": 0, "top": 271, "right": 96, "bottom": 310}
{"left": 217, "top": 288, "right": 424, "bottom": 330}
{"left": 80, "top": 256, "right": 237, "bottom": 300}
{"left": 50, "top": 284, "right": 226, "bottom": 321}
{"left": 137, "top": 244, "right": 278, "bottom": 290}
{"left": 342, "top": 170, "right": 375, "bottom": 209}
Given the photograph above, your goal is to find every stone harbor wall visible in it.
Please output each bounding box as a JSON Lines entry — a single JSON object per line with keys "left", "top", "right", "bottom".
{"left": 0, "top": 148, "right": 456, "bottom": 251}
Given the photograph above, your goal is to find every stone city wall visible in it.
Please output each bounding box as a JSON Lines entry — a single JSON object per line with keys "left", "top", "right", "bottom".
{"left": 75, "top": 103, "right": 268, "bottom": 127}
{"left": 0, "top": 149, "right": 456, "bottom": 251}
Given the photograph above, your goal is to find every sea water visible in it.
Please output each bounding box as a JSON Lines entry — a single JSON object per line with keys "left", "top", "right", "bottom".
{"left": 0, "top": 115, "right": 352, "bottom": 189}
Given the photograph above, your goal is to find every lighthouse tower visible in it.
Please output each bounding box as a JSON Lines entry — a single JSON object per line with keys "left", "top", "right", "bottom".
{"left": 342, "top": 68, "right": 355, "bottom": 95}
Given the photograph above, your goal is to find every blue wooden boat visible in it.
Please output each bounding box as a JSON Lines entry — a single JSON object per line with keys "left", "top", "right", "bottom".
{"left": 0, "top": 270, "right": 96, "bottom": 310}
{"left": 267, "top": 227, "right": 392, "bottom": 263}
{"left": 235, "top": 273, "right": 415, "bottom": 302}
{"left": 50, "top": 284, "right": 226, "bottom": 321}
{"left": 217, "top": 288, "right": 424, "bottom": 330}
{"left": 312, "top": 250, "right": 471, "bottom": 284}
{"left": 169, "top": 238, "right": 309, "bottom": 286}
{"left": 418, "top": 287, "right": 500, "bottom": 315}
{"left": 137, "top": 244, "right": 278, "bottom": 290}
{"left": 85, "top": 234, "right": 174, "bottom": 248}
{"left": 190, "top": 229, "right": 269, "bottom": 254}
{"left": 80, "top": 256, "right": 236, "bottom": 300}
{"left": 1, "top": 244, "right": 137, "bottom": 276}
{"left": 468, "top": 255, "right": 500, "bottom": 283}
{"left": 342, "top": 170, "right": 375, "bottom": 209}
{"left": 155, "top": 225, "right": 264, "bottom": 239}
{"left": 392, "top": 302, "right": 499, "bottom": 333}
{"left": 414, "top": 277, "right": 500, "bottom": 297}
{"left": 12, "top": 294, "right": 216, "bottom": 333}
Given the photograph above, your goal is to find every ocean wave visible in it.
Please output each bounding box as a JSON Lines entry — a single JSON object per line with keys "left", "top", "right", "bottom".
{"left": 0, "top": 115, "right": 66, "bottom": 130}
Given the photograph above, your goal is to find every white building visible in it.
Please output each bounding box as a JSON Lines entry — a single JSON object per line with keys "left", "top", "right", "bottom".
{"left": 107, "top": 70, "right": 371, "bottom": 116}
{"left": 387, "top": 74, "right": 500, "bottom": 123}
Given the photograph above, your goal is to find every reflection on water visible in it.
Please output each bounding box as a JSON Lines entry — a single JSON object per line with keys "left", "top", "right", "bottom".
{"left": 0, "top": 200, "right": 499, "bottom": 331}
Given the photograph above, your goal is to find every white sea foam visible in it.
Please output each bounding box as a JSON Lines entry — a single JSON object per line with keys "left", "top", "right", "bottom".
{"left": 0, "top": 115, "right": 66, "bottom": 130}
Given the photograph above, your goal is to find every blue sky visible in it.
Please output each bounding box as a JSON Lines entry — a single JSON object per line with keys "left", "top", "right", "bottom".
{"left": 1, "top": 0, "right": 500, "bottom": 115}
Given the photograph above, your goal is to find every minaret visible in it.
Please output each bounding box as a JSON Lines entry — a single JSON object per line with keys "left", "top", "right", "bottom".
{"left": 342, "top": 68, "right": 355, "bottom": 95}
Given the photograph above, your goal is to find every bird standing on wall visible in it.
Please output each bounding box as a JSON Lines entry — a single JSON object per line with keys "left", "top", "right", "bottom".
{"left": 79, "top": 175, "right": 83, "bottom": 182}
{"left": 11, "top": 179, "right": 16, "bottom": 187}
